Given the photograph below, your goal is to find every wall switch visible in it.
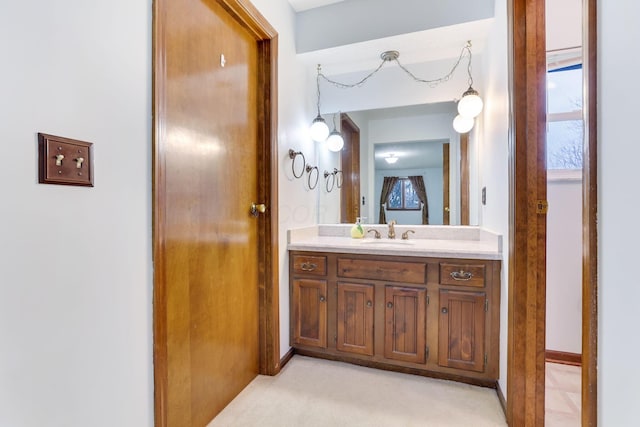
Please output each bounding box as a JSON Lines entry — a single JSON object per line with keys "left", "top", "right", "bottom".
{"left": 38, "top": 133, "right": 93, "bottom": 187}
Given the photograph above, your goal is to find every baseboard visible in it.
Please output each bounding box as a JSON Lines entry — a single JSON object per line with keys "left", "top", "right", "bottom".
{"left": 279, "top": 348, "right": 295, "bottom": 369}
{"left": 545, "top": 350, "right": 582, "bottom": 366}
{"left": 495, "top": 380, "right": 507, "bottom": 419}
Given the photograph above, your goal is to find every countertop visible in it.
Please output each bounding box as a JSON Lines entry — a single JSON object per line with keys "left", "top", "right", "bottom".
{"left": 287, "top": 225, "right": 502, "bottom": 260}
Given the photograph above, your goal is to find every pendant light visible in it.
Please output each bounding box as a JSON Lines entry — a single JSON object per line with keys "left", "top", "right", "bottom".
{"left": 326, "top": 113, "right": 344, "bottom": 152}
{"left": 456, "top": 42, "right": 483, "bottom": 119}
{"left": 457, "top": 87, "right": 484, "bottom": 118}
{"left": 452, "top": 114, "right": 474, "bottom": 133}
{"left": 310, "top": 64, "right": 330, "bottom": 142}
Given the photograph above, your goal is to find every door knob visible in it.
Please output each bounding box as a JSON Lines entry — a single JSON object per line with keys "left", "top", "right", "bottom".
{"left": 250, "top": 202, "right": 267, "bottom": 217}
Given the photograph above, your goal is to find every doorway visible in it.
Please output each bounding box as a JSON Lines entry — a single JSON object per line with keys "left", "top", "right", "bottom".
{"left": 507, "top": 0, "right": 597, "bottom": 425}
{"left": 152, "top": 0, "right": 279, "bottom": 426}
{"left": 339, "top": 113, "right": 360, "bottom": 223}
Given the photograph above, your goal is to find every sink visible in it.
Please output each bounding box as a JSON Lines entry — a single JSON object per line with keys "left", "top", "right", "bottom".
{"left": 360, "top": 239, "right": 415, "bottom": 245}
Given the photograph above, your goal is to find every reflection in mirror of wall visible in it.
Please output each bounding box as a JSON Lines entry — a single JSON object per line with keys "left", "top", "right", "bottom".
{"left": 318, "top": 103, "right": 479, "bottom": 226}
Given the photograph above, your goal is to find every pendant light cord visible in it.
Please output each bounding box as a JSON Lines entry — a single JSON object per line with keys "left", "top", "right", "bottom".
{"left": 317, "top": 41, "right": 475, "bottom": 90}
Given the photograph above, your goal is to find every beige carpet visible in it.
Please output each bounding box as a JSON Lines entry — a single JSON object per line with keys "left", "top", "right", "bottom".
{"left": 208, "top": 355, "right": 507, "bottom": 427}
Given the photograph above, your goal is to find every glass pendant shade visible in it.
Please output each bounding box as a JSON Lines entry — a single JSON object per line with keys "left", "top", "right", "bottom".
{"left": 457, "top": 87, "right": 484, "bottom": 118}
{"left": 310, "top": 115, "right": 330, "bottom": 142}
{"left": 326, "top": 130, "right": 344, "bottom": 152}
{"left": 453, "top": 114, "right": 474, "bottom": 133}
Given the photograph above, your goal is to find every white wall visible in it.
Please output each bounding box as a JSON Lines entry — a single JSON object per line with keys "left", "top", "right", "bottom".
{"left": 0, "top": 0, "right": 312, "bottom": 425}
{"left": 0, "top": 1, "right": 153, "bottom": 426}
{"left": 599, "top": 0, "right": 640, "bottom": 424}
{"left": 478, "top": 0, "right": 510, "bottom": 393}
{"left": 546, "top": 176, "right": 582, "bottom": 354}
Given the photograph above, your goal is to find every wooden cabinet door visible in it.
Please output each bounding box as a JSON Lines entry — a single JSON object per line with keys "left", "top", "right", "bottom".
{"left": 337, "top": 282, "right": 374, "bottom": 356}
{"left": 438, "top": 289, "right": 486, "bottom": 372}
{"left": 384, "top": 286, "right": 427, "bottom": 364}
{"left": 292, "top": 279, "right": 327, "bottom": 348}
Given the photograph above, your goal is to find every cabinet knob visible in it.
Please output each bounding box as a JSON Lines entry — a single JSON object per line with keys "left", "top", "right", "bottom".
{"left": 441, "top": 307, "right": 448, "bottom": 314}
{"left": 319, "top": 295, "right": 326, "bottom": 302}
{"left": 366, "top": 300, "right": 373, "bottom": 307}
{"left": 387, "top": 302, "right": 393, "bottom": 309}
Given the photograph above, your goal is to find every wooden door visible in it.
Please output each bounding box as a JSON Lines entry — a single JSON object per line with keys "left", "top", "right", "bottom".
{"left": 438, "top": 289, "right": 486, "bottom": 372}
{"left": 384, "top": 286, "right": 426, "bottom": 364}
{"left": 292, "top": 279, "right": 327, "bottom": 348}
{"left": 340, "top": 113, "right": 360, "bottom": 223}
{"left": 153, "top": 0, "right": 278, "bottom": 425}
{"left": 337, "top": 282, "right": 374, "bottom": 356}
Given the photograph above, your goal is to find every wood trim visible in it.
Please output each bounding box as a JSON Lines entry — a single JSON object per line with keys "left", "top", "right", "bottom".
{"left": 496, "top": 380, "right": 507, "bottom": 417}
{"left": 545, "top": 350, "right": 582, "bottom": 366}
{"left": 152, "top": 0, "right": 168, "bottom": 422}
{"left": 443, "top": 143, "right": 450, "bottom": 225}
{"left": 257, "top": 32, "right": 281, "bottom": 376}
{"left": 340, "top": 113, "right": 361, "bottom": 224}
{"left": 216, "top": 0, "right": 277, "bottom": 39}
{"left": 152, "top": 0, "right": 280, "bottom": 425}
{"left": 506, "top": 0, "right": 547, "bottom": 425}
{"left": 279, "top": 347, "right": 295, "bottom": 369}
{"left": 459, "top": 134, "right": 469, "bottom": 225}
{"left": 582, "top": 0, "right": 598, "bottom": 424}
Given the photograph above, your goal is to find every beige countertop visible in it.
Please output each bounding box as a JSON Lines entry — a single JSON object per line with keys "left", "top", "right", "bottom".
{"left": 287, "top": 225, "right": 502, "bottom": 260}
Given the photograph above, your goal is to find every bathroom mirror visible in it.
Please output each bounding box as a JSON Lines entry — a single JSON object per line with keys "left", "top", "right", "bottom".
{"left": 317, "top": 102, "right": 479, "bottom": 226}
{"left": 307, "top": 22, "right": 489, "bottom": 226}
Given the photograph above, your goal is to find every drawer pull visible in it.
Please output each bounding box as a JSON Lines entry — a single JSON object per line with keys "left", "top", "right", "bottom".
{"left": 450, "top": 270, "right": 473, "bottom": 281}
{"left": 366, "top": 300, "right": 373, "bottom": 307}
{"left": 319, "top": 295, "right": 326, "bottom": 302}
{"left": 301, "top": 262, "right": 317, "bottom": 271}
{"left": 441, "top": 307, "right": 448, "bottom": 314}
{"left": 387, "top": 302, "right": 393, "bottom": 309}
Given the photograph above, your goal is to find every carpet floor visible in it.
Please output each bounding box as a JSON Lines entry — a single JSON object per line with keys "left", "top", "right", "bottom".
{"left": 208, "top": 355, "right": 507, "bottom": 427}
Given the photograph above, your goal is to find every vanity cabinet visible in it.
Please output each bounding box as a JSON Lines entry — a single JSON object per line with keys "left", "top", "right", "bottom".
{"left": 336, "top": 282, "right": 374, "bottom": 356}
{"left": 289, "top": 251, "right": 500, "bottom": 387}
{"left": 384, "top": 285, "right": 427, "bottom": 364}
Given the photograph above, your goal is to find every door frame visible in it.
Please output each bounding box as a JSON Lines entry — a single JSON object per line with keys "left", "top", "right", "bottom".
{"left": 339, "top": 113, "right": 361, "bottom": 224}
{"left": 152, "top": 0, "right": 280, "bottom": 426}
{"left": 507, "top": 0, "right": 597, "bottom": 425}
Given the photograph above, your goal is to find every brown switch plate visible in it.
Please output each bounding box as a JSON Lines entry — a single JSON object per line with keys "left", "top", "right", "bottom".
{"left": 38, "top": 133, "right": 94, "bottom": 187}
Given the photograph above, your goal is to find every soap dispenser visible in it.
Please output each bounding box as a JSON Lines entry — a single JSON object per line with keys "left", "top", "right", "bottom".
{"left": 350, "top": 217, "right": 365, "bottom": 239}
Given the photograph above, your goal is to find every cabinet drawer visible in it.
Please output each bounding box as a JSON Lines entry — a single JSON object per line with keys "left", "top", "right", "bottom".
{"left": 338, "top": 258, "right": 426, "bottom": 284}
{"left": 440, "top": 263, "right": 486, "bottom": 287}
{"left": 292, "top": 254, "right": 327, "bottom": 276}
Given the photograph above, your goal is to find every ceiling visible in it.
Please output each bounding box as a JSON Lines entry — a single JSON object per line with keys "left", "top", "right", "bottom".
{"left": 288, "top": 0, "right": 345, "bottom": 12}
{"left": 289, "top": 1, "right": 494, "bottom": 76}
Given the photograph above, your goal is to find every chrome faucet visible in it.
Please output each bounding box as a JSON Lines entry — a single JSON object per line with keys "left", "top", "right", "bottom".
{"left": 387, "top": 220, "right": 396, "bottom": 239}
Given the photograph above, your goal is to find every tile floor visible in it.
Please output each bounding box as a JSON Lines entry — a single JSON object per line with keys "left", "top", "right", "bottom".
{"left": 545, "top": 362, "right": 581, "bottom": 426}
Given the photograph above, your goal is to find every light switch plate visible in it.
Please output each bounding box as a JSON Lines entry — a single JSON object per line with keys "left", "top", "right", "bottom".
{"left": 38, "top": 133, "right": 94, "bottom": 187}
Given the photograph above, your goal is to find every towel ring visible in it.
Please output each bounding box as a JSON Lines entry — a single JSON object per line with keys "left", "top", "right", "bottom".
{"left": 334, "top": 168, "right": 344, "bottom": 188}
{"left": 288, "top": 149, "right": 306, "bottom": 179}
{"left": 324, "top": 170, "right": 336, "bottom": 193}
{"left": 306, "top": 165, "right": 319, "bottom": 190}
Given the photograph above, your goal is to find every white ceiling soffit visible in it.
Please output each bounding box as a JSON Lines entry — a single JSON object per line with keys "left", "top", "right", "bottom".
{"left": 295, "top": 0, "right": 495, "bottom": 54}
{"left": 288, "top": 0, "right": 345, "bottom": 12}
{"left": 298, "top": 19, "right": 493, "bottom": 76}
